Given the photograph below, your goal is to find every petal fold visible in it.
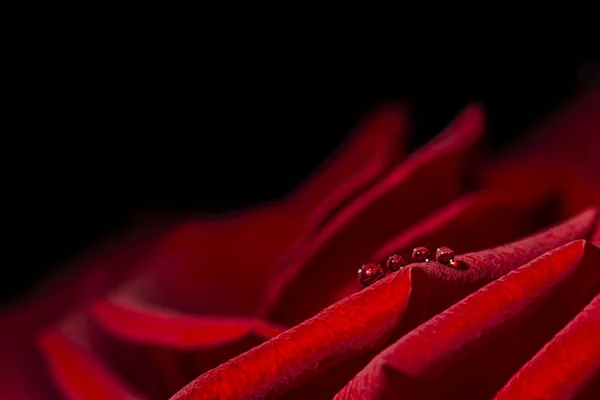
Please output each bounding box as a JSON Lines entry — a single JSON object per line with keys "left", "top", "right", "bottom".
{"left": 173, "top": 209, "right": 596, "bottom": 399}
{"left": 261, "top": 105, "right": 485, "bottom": 325}
{"left": 336, "top": 241, "right": 600, "bottom": 399}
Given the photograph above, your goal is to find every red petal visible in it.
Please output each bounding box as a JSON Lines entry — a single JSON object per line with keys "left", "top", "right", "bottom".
{"left": 495, "top": 293, "right": 600, "bottom": 399}
{"left": 38, "top": 329, "right": 144, "bottom": 400}
{"left": 394, "top": 186, "right": 595, "bottom": 253}
{"left": 93, "top": 297, "right": 285, "bottom": 349}
{"left": 87, "top": 296, "right": 286, "bottom": 398}
{"left": 281, "top": 104, "right": 409, "bottom": 267}
{"left": 483, "top": 89, "right": 600, "bottom": 217}
{"left": 336, "top": 241, "right": 600, "bottom": 399}
{"left": 172, "top": 209, "right": 596, "bottom": 399}
{"left": 0, "top": 227, "right": 160, "bottom": 399}
{"left": 291, "top": 103, "right": 409, "bottom": 228}
{"left": 172, "top": 269, "right": 413, "bottom": 400}
{"left": 261, "top": 105, "right": 485, "bottom": 325}
{"left": 502, "top": 88, "right": 600, "bottom": 186}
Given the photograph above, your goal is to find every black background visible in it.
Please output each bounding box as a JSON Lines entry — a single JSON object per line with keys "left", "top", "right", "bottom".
{"left": 4, "top": 48, "right": 598, "bottom": 304}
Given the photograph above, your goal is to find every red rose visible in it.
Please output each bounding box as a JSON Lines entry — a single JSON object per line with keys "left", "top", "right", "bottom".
{"left": 2, "top": 89, "right": 599, "bottom": 399}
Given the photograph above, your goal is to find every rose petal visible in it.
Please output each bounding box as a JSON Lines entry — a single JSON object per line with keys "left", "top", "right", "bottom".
{"left": 336, "top": 240, "right": 600, "bottom": 399}
{"left": 498, "top": 88, "right": 600, "bottom": 186}
{"left": 279, "top": 104, "right": 409, "bottom": 271}
{"left": 261, "top": 105, "right": 485, "bottom": 325}
{"left": 327, "top": 190, "right": 585, "bottom": 304}
{"left": 92, "top": 297, "right": 286, "bottom": 349}
{"left": 0, "top": 226, "right": 162, "bottom": 400}
{"left": 173, "top": 209, "right": 596, "bottom": 399}
{"left": 13, "top": 91, "right": 600, "bottom": 399}
{"left": 291, "top": 103, "right": 409, "bottom": 232}
{"left": 483, "top": 160, "right": 600, "bottom": 221}
{"left": 85, "top": 296, "right": 286, "bottom": 398}
{"left": 172, "top": 269, "right": 413, "bottom": 400}
{"left": 38, "top": 329, "right": 144, "bottom": 400}
{"left": 281, "top": 209, "right": 599, "bottom": 399}
{"left": 495, "top": 293, "right": 600, "bottom": 399}
{"left": 326, "top": 195, "right": 595, "bottom": 303}
{"left": 483, "top": 88, "right": 600, "bottom": 217}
